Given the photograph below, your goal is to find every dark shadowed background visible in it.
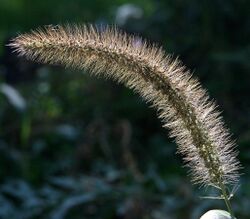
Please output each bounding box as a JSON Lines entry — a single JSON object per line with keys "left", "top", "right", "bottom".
{"left": 0, "top": 0, "right": 249, "bottom": 218}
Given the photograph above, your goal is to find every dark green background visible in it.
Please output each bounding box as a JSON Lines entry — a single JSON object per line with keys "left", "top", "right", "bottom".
{"left": 0, "top": 0, "right": 249, "bottom": 218}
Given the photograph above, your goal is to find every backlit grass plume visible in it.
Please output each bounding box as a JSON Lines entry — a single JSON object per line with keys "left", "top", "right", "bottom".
{"left": 10, "top": 24, "right": 240, "bottom": 216}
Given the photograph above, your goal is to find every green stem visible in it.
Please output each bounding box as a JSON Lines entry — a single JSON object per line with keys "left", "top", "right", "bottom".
{"left": 219, "top": 181, "right": 235, "bottom": 218}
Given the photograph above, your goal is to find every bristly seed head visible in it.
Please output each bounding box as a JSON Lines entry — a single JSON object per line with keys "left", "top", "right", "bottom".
{"left": 9, "top": 24, "right": 241, "bottom": 189}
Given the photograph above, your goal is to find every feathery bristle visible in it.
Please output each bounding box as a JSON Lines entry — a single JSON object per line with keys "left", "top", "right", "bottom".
{"left": 9, "top": 24, "right": 240, "bottom": 189}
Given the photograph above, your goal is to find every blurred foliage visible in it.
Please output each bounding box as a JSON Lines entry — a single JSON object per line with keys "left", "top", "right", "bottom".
{"left": 0, "top": 0, "right": 250, "bottom": 218}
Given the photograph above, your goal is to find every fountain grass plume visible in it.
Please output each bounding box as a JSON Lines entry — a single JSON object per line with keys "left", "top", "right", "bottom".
{"left": 9, "top": 24, "right": 241, "bottom": 216}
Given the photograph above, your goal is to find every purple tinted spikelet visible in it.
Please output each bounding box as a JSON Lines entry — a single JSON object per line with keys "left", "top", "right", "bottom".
{"left": 9, "top": 25, "right": 240, "bottom": 189}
